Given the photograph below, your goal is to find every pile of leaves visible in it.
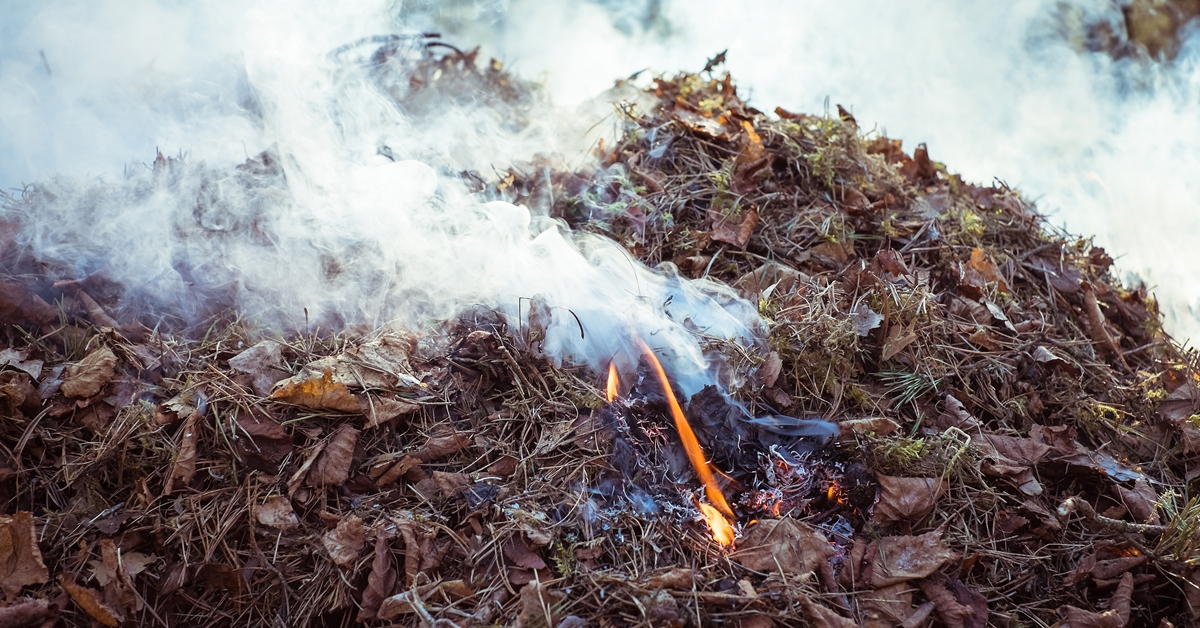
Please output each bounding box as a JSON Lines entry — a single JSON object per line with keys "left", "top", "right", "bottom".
{"left": 3, "top": 41, "right": 1200, "bottom": 628}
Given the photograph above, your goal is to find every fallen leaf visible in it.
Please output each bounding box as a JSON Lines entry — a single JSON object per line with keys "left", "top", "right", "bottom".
{"left": 415, "top": 431, "right": 473, "bottom": 462}
{"left": 197, "top": 563, "right": 242, "bottom": 590}
{"left": 967, "top": 248, "right": 1009, "bottom": 293}
{"left": 732, "top": 263, "right": 807, "bottom": 301}
{"left": 256, "top": 496, "right": 299, "bottom": 531}
{"left": 503, "top": 536, "right": 547, "bottom": 570}
{"left": 0, "top": 512, "right": 49, "bottom": 600}
{"left": 0, "top": 347, "right": 43, "bottom": 379}
{"left": 307, "top": 424, "right": 359, "bottom": 487}
{"left": 710, "top": 205, "right": 759, "bottom": 249}
{"left": 1113, "top": 479, "right": 1159, "bottom": 524}
{"left": 871, "top": 530, "right": 958, "bottom": 587}
{"left": 61, "top": 346, "right": 117, "bottom": 399}
{"left": 733, "top": 517, "right": 835, "bottom": 577}
{"left": 514, "top": 581, "right": 564, "bottom": 628}
{"left": 271, "top": 368, "right": 359, "bottom": 413}
{"left": 0, "top": 281, "right": 57, "bottom": 327}
{"left": 0, "top": 598, "right": 54, "bottom": 627}
{"left": 359, "top": 393, "right": 419, "bottom": 428}
{"left": 861, "top": 583, "right": 913, "bottom": 626}
{"left": 837, "top": 417, "right": 901, "bottom": 442}
{"left": 323, "top": 514, "right": 365, "bottom": 567}
{"left": 918, "top": 573, "right": 986, "bottom": 628}
{"left": 853, "top": 304, "right": 884, "bottom": 337}
{"left": 761, "top": 351, "right": 783, "bottom": 388}
{"left": 642, "top": 568, "right": 695, "bottom": 590}
{"left": 1058, "top": 572, "right": 1132, "bottom": 627}
{"left": 882, "top": 323, "right": 919, "bottom": 361}
{"left": 0, "top": 372, "right": 39, "bottom": 418}
{"left": 235, "top": 411, "right": 292, "bottom": 472}
{"left": 163, "top": 408, "right": 202, "bottom": 495}
{"left": 288, "top": 440, "right": 326, "bottom": 497}
{"left": 874, "top": 476, "right": 945, "bottom": 525}
{"left": 798, "top": 594, "right": 856, "bottom": 628}
{"left": 59, "top": 575, "right": 120, "bottom": 626}
{"left": 228, "top": 340, "right": 287, "bottom": 396}
{"left": 98, "top": 539, "right": 140, "bottom": 617}
{"left": 358, "top": 533, "right": 397, "bottom": 622}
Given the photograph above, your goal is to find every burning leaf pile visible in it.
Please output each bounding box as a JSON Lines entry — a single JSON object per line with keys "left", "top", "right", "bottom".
{"left": 2, "top": 41, "right": 1200, "bottom": 627}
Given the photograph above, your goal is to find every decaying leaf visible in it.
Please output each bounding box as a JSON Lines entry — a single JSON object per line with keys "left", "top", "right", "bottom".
{"left": 323, "top": 514, "right": 365, "bottom": 567}
{"left": 235, "top": 411, "right": 292, "bottom": 472}
{"left": 798, "top": 594, "right": 856, "bottom": 628}
{"left": 871, "top": 530, "right": 958, "bottom": 587}
{"left": 874, "top": 476, "right": 945, "bottom": 524}
{"left": 1058, "top": 572, "right": 1132, "bottom": 627}
{"left": 1113, "top": 479, "right": 1159, "bottom": 524}
{"left": 256, "top": 495, "right": 299, "bottom": 531}
{"left": 59, "top": 574, "right": 120, "bottom": 627}
{"left": 710, "top": 205, "right": 759, "bottom": 249}
{"left": 98, "top": 538, "right": 141, "bottom": 618}
{"left": 514, "top": 580, "right": 565, "bottom": 628}
{"left": 733, "top": 517, "right": 835, "bottom": 577}
{"left": 503, "top": 536, "right": 547, "bottom": 570}
{"left": 967, "top": 248, "right": 1009, "bottom": 293}
{"left": 882, "top": 323, "right": 919, "bottom": 361}
{"left": 307, "top": 424, "right": 360, "bottom": 487}
{"left": 163, "top": 407, "right": 202, "bottom": 495}
{"left": 918, "top": 574, "right": 987, "bottom": 628}
{"left": 358, "top": 533, "right": 397, "bottom": 622}
{"left": 0, "top": 512, "right": 49, "bottom": 600}
{"left": 0, "top": 598, "right": 54, "bottom": 627}
{"left": 61, "top": 346, "right": 117, "bottom": 399}
{"left": 271, "top": 368, "right": 360, "bottom": 413}
{"left": 228, "top": 340, "right": 287, "bottom": 396}
{"left": 853, "top": 304, "right": 884, "bottom": 337}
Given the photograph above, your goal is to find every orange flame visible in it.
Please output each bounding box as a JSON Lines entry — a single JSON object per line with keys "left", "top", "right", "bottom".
{"left": 606, "top": 362, "right": 620, "bottom": 403}
{"left": 698, "top": 501, "right": 736, "bottom": 546}
{"left": 634, "top": 337, "right": 735, "bottom": 542}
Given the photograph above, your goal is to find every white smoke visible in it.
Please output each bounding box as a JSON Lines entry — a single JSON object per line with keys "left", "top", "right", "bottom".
{"left": 0, "top": 0, "right": 757, "bottom": 393}
{"left": 427, "top": 0, "right": 1200, "bottom": 343}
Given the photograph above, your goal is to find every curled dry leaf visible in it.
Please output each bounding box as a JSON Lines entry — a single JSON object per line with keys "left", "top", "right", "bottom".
{"left": 99, "top": 538, "right": 140, "bottom": 618}
{"left": 61, "top": 346, "right": 117, "bottom": 399}
{"left": 514, "top": 581, "right": 565, "bottom": 628}
{"left": 357, "top": 534, "right": 397, "bottom": 622}
{"left": 874, "top": 476, "right": 946, "bottom": 525}
{"left": 503, "top": 536, "right": 547, "bottom": 570}
{"left": 733, "top": 517, "right": 835, "bottom": 577}
{"left": 0, "top": 511, "right": 49, "bottom": 600}
{"left": 1113, "top": 479, "right": 1159, "bottom": 524}
{"left": 798, "top": 594, "right": 856, "bottom": 628}
{"left": 710, "top": 205, "right": 759, "bottom": 249}
{"left": 323, "top": 514, "right": 365, "bottom": 567}
{"left": 59, "top": 574, "right": 120, "bottom": 627}
{"left": 307, "top": 424, "right": 359, "bottom": 487}
{"left": 163, "top": 408, "right": 202, "bottom": 495}
{"left": 271, "top": 368, "right": 359, "bottom": 413}
{"left": 256, "top": 495, "right": 299, "bottom": 531}
{"left": 871, "top": 530, "right": 958, "bottom": 588}
{"left": 1059, "top": 572, "right": 1132, "bottom": 627}
{"left": 917, "top": 574, "right": 986, "bottom": 628}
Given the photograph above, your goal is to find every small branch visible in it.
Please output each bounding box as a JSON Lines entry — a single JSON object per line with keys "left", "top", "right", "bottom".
{"left": 1058, "top": 496, "right": 1166, "bottom": 536}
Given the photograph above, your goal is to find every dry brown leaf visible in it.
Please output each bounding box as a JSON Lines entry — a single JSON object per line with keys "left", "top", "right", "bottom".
{"left": 514, "top": 581, "right": 565, "bottom": 628}
{"left": 235, "top": 411, "right": 292, "bottom": 472}
{"left": 861, "top": 582, "right": 913, "bottom": 626}
{"left": 270, "top": 368, "right": 359, "bottom": 413}
{"left": 1113, "top": 479, "right": 1159, "bottom": 524}
{"left": 642, "top": 567, "right": 695, "bottom": 590}
{"left": 732, "top": 263, "right": 807, "bottom": 301}
{"left": 710, "top": 205, "right": 759, "bottom": 249}
{"left": 228, "top": 340, "right": 287, "bottom": 396}
{"left": 503, "top": 536, "right": 547, "bottom": 570}
{"left": 934, "top": 394, "right": 981, "bottom": 431}
{"left": 358, "top": 393, "right": 419, "bottom": 428}
{"left": 918, "top": 574, "right": 986, "bottom": 628}
{"left": 0, "top": 281, "right": 57, "bottom": 327}
{"left": 59, "top": 574, "right": 120, "bottom": 627}
{"left": 61, "top": 346, "right": 117, "bottom": 399}
{"left": 798, "top": 594, "right": 856, "bottom": 628}
{"left": 0, "top": 512, "right": 49, "bottom": 600}
{"left": 99, "top": 539, "right": 140, "bottom": 617}
{"left": 415, "top": 431, "right": 472, "bottom": 462}
{"left": 733, "top": 517, "right": 834, "bottom": 577}
{"left": 307, "top": 424, "right": 359, "bottom": 487}
{"left": 323, "top": 514, "right": 365, "bottom": 567}
{"left": 881, "top": 323, "right": 918, "bottom": 361}
{"left": 761, "top": 351, "right": 783, "bottom": 388}
{"left": 288, "top": 440, "right": 326, "bottom": 497}
{"left": 968, "top": 248, "right": 1009, "bottom": 293}
{"left": 256, "top": 496, "right": 299, "bottom": 531}
{"left": 357, "top": 533, "right": 397, "bottom": 622}
{"left": 0, "top": 598, "right": 54, "bottom": 627}
{"left": 837, "top": 417, "right": 901, "bottom": 442}
{"left": 163, "top": 408, "right": 201, "bottom": 495}
{"left": 874, "top": 476, "right": 945, "bottom": 525}
{"left": 871, "top": 530, "right": 958, "bottom": 587}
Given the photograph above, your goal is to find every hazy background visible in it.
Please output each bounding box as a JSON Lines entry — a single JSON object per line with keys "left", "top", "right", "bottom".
{"left": 2, "top": 0, "right": 1198, "bottom": 342}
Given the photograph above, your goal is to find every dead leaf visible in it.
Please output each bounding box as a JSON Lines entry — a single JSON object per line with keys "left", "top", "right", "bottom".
{"left": 358, "top": 534, "right": 397, "bottom": 622}
{"left": 837, "top": 417, "right": 901, "bottom": 442}
{"left": 673, "top": 105, "right": 732, "bottom": 140}
{"left": 98, "top": 539, "right": 140, "bottom": 617}
{"left": 503, "top": 536, "right": 547, "bottom": 570}
{"left": 871, "top": 530, "right": 958, "bottom": 587}
{"left": 882, "top": 323, "right": 918, "bottom": 361}
{"left": 235, "top": 411, "right": 292, "bottom": 472}
{"left": 59, "top": 574, "right": 120, "bottom": 626}
{"left": 642, "top": 567, "right": 695, "bottom": 590}
{"left": 853, "top": 304, "right": 884, "bottom": 337}
{"left": 514, "top": 581, "right": 564, "bottom": 628}
{"left": 0, "top": 281, "right": 57, "bottom": 327}
{"left": 0, "top": 347, "right": 43, "bottom": 379}
{"left": 761, "top": 351, "right": 783, "bottom": 388}
{"left": 733, "top": 517, "right": 834, "bottom": 577}
{"left": 163, "top": 408, "right": 201, "bottom": 495}
{"left": 1058, "top": 572, "right": 1132, "bottom": 627}
{"left": 415, "top": 431, "right": 473, "bottom": 462}
{"left": 1113, "top": 479, "right": 1159, "bottom": 525}
{"left": 307, "top": 424, "right": 359, "bottom": 487}
{"left": 197, "top": 563, "right": 242, "bottom": 590}
{"left": 0, "top": 372, "right": 39, "bottom": 418}
{"left": 967, "top": 248, "right": 1009, "bottom": 293}
{"left": 861, "top": 583, "right": 913, "bottom": 626}
{"left": 918, "top": 573, "right": 986, "bottom": 628}
{"left": 874, "top": 476, "right": 945, "bottom": 525}
{"left": 359, "top": 393, "right": 419, "bottom": 428}
{"left": 733, "top": 262, "right": 807, "bottom": 301}
{"left": 323, "top": 514, "right": 365, "bottom": 567}
{"left": 0, "top": 512, "right": 49, "bottom": 600}
{"left": 61, "top": 346, "right": 117, "bottom": 399}
{"left": 0, "top": 598, "right": 54, "bottom": 627}
{"left": 288, "top": 440, "right": 326, "bottom": 497}
{"left": 798, "top": 594, "right": 856, "bottom": 628}
{"left": 271, "top": 368, "right": 359, "bottom": 412}
{"left": 228, "top": 340, "right": 287, "bottom": 396}
{"left": 256, "top": 496, "right": 299, "bottom": 531}
{"left": 710, "top": 205, "right": 759, "bottom": 249}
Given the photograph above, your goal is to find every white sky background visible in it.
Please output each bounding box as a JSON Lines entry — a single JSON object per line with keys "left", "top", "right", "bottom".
{"left": 2, "top": 0, "right": 1198, "bottom": 342}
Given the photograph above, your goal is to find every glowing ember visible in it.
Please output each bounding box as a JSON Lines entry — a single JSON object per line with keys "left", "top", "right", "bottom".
{"left": 634, "top": 337, "right": 735, "bottom": 526}
{"left": 606, "top": 362, "right": 620, "bottom": 403}
{"left": 698, "top": 501, "right": 736, "bottom": 547}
